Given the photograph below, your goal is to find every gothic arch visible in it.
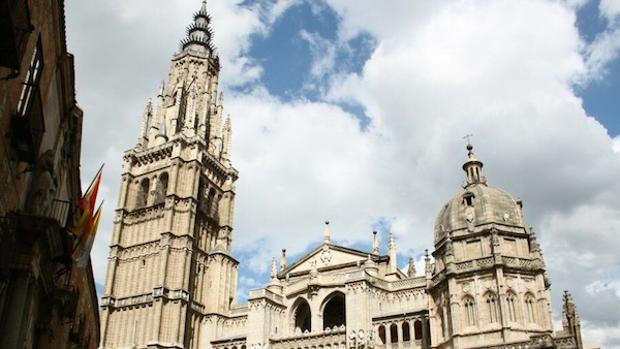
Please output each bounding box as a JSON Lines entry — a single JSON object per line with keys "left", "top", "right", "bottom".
{"left": 484, "top": 291, "right": 499, "bottom": 324}
{"left": 292, "top": 298, "right": 312, "bottom": 333}
{"left": 462, "top": 295, "right": 477, "bottom": 327}
{"left": 524, "top": 293, "right": 537, "bottom": 323}
{"left": 413, "top": 319, "right": 423, "bottom": 340}
{"left": 321, "top": 291, "right": 346, "bottom": 330}
{"left": 136, "top": 178, "right": 150, "bottom": 208}
{"left": 153, "top": 172, "right": 169, "bottom": 205}
{"left": 378, "top": 325, "right": 386, "bottom": 344}
{"left": 506, "top": 290, "right": 518, "bottom": 323}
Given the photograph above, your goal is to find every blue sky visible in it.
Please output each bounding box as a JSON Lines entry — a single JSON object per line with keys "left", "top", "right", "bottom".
{"left": 65, "top": 0, "right": 620, "bottom": 347}
{"left": 575, "top": 0, "right": 620, "bottom": 136}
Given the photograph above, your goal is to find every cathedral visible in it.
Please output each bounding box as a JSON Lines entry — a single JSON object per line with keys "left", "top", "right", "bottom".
{"left": 99, "top": 2, "right": 585, "bottom": 349}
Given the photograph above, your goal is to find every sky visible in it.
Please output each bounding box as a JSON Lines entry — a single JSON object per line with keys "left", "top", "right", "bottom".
{"left": 64, "top": 0, "right": 620, "bottom": 347}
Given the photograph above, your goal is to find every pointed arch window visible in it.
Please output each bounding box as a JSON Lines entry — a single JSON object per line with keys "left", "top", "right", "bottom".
{"left": 153, "top": 172, "right": 168, "bottom": 205}
{"left": 389, "top": 324, "right": 398, "bottom": 343}
{"left": 506, "top": 292, "right": 517, "bottom": 322}
{"left": 293, "top": 299, "right": 311, "bottom": 333}
{"left": 525, "top": 294, "right": 536, "bottom": 323}
{"left": 402, "top": 322, "right": 410, "bottom": 342}
{"left": 486, "top": 292, "right": 499, "bottom": 323}
{"left": 413, "top": 320, "right": 422, "bottom": 340}
{"left": 322, "top": 292, "right": 346, "bottom": 330}
{"left": 136, "top": 178, "right": 150, "bottom": 208}
{"left": 463, "top": 296, "right": 476, "bottom": 327}
{"left": 378, "top": 325, "right": 386, "bottom": 344}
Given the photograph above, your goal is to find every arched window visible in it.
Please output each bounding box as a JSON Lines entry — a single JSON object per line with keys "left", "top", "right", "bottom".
{"left": 525, "top": 294, "right": 536, "bottom": 323}
{"left": 389, "top": 324, "right": 398, "bottom": 343}
{"left": 402, "top": 322, "right": 410, "bottom": 342}
{"left": 378, "top": 325, "right": 386, "bottom": 344}
{"left": 322, "top": 292, "right": 346, "bottom": 330}
{"left": 506, "top": 292, "right": 517, "bottom": 323}
{"left": 206, "top": 188, "right": 216, "bottom": 216}
{"left": 486, "top": 292, "right": 499, "bottom": 323}
{"left": 136, "top": 178, "right": 150, "bottom": 208}
{"left": 413, "top": 320, "right": 422, "bottom": 340}
{"left": 463, "top": 296, "right": 476, "bottom": 327}
{"left": 294, "top": 299, "right": 312, "bottom": 333}
{"left": 153, "top": 172, "right": 168, "bottom": 205}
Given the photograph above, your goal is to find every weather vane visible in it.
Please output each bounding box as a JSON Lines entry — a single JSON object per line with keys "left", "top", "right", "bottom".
{"left": 463, "top": 133, "right": 474, "bottom": 145}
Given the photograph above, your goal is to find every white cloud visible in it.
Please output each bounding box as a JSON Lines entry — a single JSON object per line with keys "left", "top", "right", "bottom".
{"left": 600, "top": 0, "right": 620, "bottom": 23}
{"left": 613, "top": 136, "right": 620, "bottom": 153}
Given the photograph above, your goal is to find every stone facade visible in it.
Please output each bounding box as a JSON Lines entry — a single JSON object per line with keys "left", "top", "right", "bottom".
{"left": 99, "top": 2, "right": 585, "bottom": 349}
{"left": 0, "top": 0, "right": 100, "bottom": 348}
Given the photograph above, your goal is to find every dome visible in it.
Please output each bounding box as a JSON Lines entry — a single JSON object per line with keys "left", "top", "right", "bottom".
{"left": 433, "top": 144, "right": 525, "bottom": 244}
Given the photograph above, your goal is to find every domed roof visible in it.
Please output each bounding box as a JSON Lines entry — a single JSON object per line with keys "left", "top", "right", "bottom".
{"left": 434, "top": 184, "right": 525, "bottom": 243}
{"left": 434, "top": 144, "right": 525, "bottom": 244}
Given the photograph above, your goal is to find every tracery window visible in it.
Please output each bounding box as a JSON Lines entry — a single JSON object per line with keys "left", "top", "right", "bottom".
{"left": 486, "top": 292, "right": 499, "bottom": 323}
{"left": 463, "top": 296, "right": 477, "bottom": 327}
{"left": 525, "top": 294, "right": 536, "bottom": 323}
{"left": 506, "top": 292, "right": 517, "bottom": 322}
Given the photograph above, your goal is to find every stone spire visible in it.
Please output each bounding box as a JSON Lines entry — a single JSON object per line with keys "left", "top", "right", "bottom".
{"left": 372, "top": 231, "right": 379, "bottom": 254}
{"left": 388, "top": 233, "right": 397, "bottom": 273}
{"left": 323, "top": 221, "right": 332, "bottom": 244}
{"left": 138, "top": 98, "right": 153, "bottom": 147}
{"left": 462, "top": 142, "right": 486, "bottom": 187}
{"left": 562, "top": 290, "right": 583, "bottom": 349}
{"left": 180, "top": 0, "right": 215, "bottom": 56}
{"left": 424, "top": 249, "right": 432, "bottom": 279}
{"left": 221, "top": 115, "right": 232, "bottom": 166}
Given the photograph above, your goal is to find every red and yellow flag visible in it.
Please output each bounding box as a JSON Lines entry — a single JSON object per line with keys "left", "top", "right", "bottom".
{"left": 75, "top": 203, "right": 103, "bottom": 268}
{"left": 70, "top": 166, "right": 103, "bottom": 238}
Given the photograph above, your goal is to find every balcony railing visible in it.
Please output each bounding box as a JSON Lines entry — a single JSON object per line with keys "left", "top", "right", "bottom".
{"left": 0, "top": 0, "right": 33, "bottom": 70}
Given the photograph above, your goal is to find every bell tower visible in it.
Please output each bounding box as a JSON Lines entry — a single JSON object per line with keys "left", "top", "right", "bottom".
{"left": 99, "top": 2, "right": 240, "bottom": 348}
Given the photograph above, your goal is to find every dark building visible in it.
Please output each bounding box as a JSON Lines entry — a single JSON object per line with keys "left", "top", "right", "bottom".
{"left": 0, "top": 0, "right": 99, "bottom": 348}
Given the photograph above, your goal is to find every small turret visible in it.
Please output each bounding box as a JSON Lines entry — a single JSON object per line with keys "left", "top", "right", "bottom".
{"left": 388, "top": 233, "right": 397, "bottom": 273}
{"left": 462, "top": 142, "right": 486, "bottom": 187}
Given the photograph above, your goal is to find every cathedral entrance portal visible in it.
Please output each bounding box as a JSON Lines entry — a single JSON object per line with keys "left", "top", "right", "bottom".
{"left": 323, "top": 292, "right": 346, "bottom": 330}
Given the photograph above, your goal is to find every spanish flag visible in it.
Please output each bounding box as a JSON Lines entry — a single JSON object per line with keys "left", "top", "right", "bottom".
{"left": 70, "top": 165, "right": 103, "bottom": 238}
{"left": 75, "top": 202, "right": 103, "bottom": 268}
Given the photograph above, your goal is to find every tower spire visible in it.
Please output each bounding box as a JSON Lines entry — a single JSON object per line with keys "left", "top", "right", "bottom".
{"left": 180, "top": 0, "right": 215, "bottom": 55}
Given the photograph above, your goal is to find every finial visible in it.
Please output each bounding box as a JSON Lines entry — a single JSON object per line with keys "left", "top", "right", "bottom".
{"left": 158, "top": 81, "right": 166, "bottom": 97}
{"left": 323, "top": 221, "right": 332, "bottom": 244}
{"left": 372, "top": 231, "right": 379, "bottom": 254}
{"left": 281, "top": 249, "right": 287, "bottom": 271}
{"left": 271, "top": 257, "right": 278, "bottom": 279}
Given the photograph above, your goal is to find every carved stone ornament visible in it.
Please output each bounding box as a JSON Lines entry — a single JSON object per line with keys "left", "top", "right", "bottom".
{"left": 26, "top": 150, "right": 58, "bottom": 217}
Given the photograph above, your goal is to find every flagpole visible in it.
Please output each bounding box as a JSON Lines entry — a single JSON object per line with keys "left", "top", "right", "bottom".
{"left": 83, "top": 163, "right": 104, "bottom": 195}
